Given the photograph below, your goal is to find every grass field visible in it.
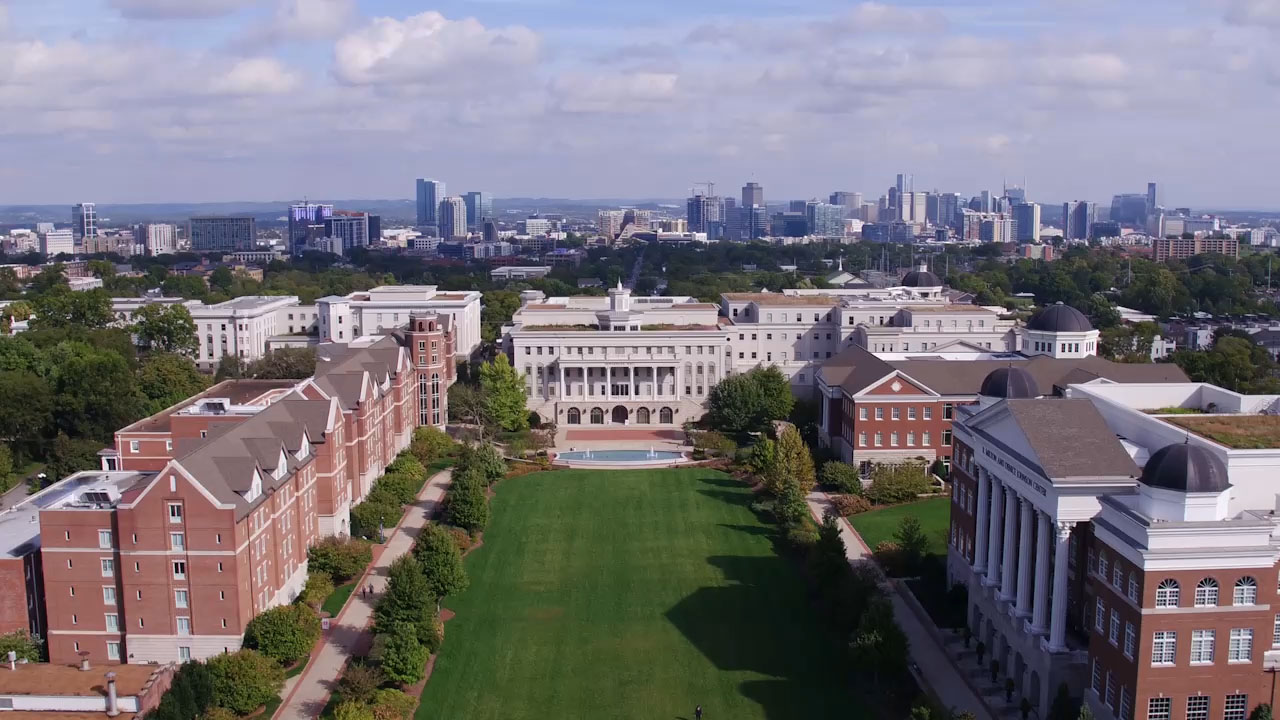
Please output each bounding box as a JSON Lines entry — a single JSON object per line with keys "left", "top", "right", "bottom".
{"left": 322, "top": 581, "right": 357, "bottom": 617}
{"left": 415, "top": 468, "right": 859, "bottom": 720}
{"left": 847, "top": 497, "right": 951, "bottom": 556}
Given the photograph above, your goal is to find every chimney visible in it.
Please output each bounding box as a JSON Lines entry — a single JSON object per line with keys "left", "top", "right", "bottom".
{"left": 7, "top": 650, "right": 15, "bottom": 670}
{"left": 79, "top": 651, "right": 91, "bottom": 671}
{"left": 105, "top": 671, "right": 120, "bottom": 717}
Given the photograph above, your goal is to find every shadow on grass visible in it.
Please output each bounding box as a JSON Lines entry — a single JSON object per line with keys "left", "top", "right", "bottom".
{"left": 665, "top": 556, "right": 857, "bottom": 720}
{"left": 717, "top": 523, "right": 774, "bottom": 538}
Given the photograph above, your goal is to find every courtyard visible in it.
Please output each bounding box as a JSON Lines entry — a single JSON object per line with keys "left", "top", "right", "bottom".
{"left": 415, "top": 468, "right": 862, "bottom": 720}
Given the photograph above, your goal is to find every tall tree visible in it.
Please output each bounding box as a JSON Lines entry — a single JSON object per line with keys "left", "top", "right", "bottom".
{"left": 752, "top": 366, "right": 795, "bottom": 423}
{"left": 138, "top": 353, "right": 211, "bottom": 414}
{"left": 29, "top": 287, "right": 114, "bottom": 330}
{"left": 706, "top": 373, "right": 764, "bottom": 433}
{"left": 0, "top": 371, "right": 53, "bottom": 461}
{"left": 775, "top": 425, "right": 816, "bottom": 494}
{"left": 245, "top": 347, "right": 316, "bottom": 379}
{"left": 133, "top": 303, "right": 198, "bottom": 355}
{"left": 479, "top": 354, "right": 528, "bottom": 432}
{"left": 412, "top": 524, "right": 469, "bottom": 600}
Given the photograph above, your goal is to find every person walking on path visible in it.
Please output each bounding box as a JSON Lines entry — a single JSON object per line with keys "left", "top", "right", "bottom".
{"left": 367, "top": 582, "right": 374, "bottom": 597}
{"left": 695, "top": 705, "right": 702, "bottom": 720}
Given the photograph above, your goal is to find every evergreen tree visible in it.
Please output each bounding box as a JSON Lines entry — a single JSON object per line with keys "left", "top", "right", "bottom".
{"left": 775, "top": 426, "right": 816, "bottom": 494}
{"left": 413, "top": 524, "right": 469, "bottom": 600}
{"left": 377, "top": 622, "right": 428, "bottom": 685}
{"left": 479, "top": 355, "right": 528, "bottom": 432}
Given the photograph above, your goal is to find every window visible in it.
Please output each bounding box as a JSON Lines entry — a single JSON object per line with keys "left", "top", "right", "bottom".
{"left": 1234, "top": 577, "right": 1257, "bottom": 606}
{"left": 1105, "top": 672, "right": 1116, "bottom": 709}
{"left": 1124, "top": 622, "right": 1136, "bottom": 659}
{"left": 890, "top": 432, "right": 899, "bottom": 447}
{"left": 1112, "top": 565, "right": 1123, "bottom": 588}
{"left": 942, "top": 430, "right": 952, "bottom": 446}
{"left": 1128, "top": 573, "right": 1139, "bottom": 602}
{"left": 923, "top": 407, "right": 932, "bottom": 420}
{"left": 907, "top": 432, "right": 916, "bottom": 447}
{"left": 891, "top": 407, "right": 900, "bottom": 420}
{"left": 1151, "top": 630, "right": 1176, "bottom": 665}
{"left": 1190, "top": 629, "right": 1214, "bottom": 664}
{"left": 173, "top": 561, "right": 186, "bottom": 579}
{"left": 1186, "top": 696, "right": 1209, "bottom": 720}
{"left": 1119, "top": 688, "right": 1132, "bottom": 720}
{"left": 179, "top": 647, "right": 192, "bottom": 662}
{"left": 859, "top": 407, "right": 868, "bottom": 421}
{"left": 177, "top": 617, "right": 191, "bottom": 635}
{"left": 103, "top": 587, "right": 115, "bottom": 605}
{"left": 1098, "top": 551, "right": 1109, "bottom": 578}
{"left": 943, "top": 403, "right": 954, "bottom": 420}
{"left": 1274, "top": 614, "right": 1280, "bottom": 647}
{"left": 1225, "top": 694, "right": 1248, "bottom": 720}
{"left": 1147, "top": 698, "right": 1171, "bottom": 720}
{"left": 1109, "top": 610, "right": 1121, "bottom": 645}
{"left": 922, "top": 431, "right": 931, "bottom": 446}
{"left": 106, "top": 642, "right": 121, "bottom": 661}
{"left": 175, "top": 590, "right": 189, "bottom": 608}
{"left": 1090, "top": 658, "right": 1102, "bottom": 693}
{"left": 1195, "top": 578, "right": 1218, "bottom": 607}
{"left": 105, "top": 613, "right": 119, "bottom": 632}
{"left": 170, "top": 533, "right": 185, "bottom": 551}
{"left": 100, "top": 559, "right": 114, "bottom": 577}
{"left": 858, "top": 432, "right": 867, "bottom": 447}
{"left": 1095, "top": 597, "right": 1106, "bottom": 632}
{"left": 129, "top": 440, "right": 139, "bottom": 453}
{"left": 907, "top": 406, "right": 917, "bottom": 420}
{"left": 1229, "top": 628, "right": 1253, "bottom": 662}
{"left": 874, "top": 432, "right": 883, "bottom": 447}
{"left": 1155, "top": 578, "right": 1179, "bottom": 607}
{"left": 168, "top": 503, "right": 183, "bottom": 523}
{"left": 98, "top": 530, "right": 112, "bottom": 549}
{"left": 875, "top": 407, "right": 884, "bottom": 420}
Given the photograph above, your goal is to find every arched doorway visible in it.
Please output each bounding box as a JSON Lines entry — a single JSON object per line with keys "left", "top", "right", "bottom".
{"left": 590, "top": 407, "right": 604, "bottom": 424}
{"left": 612, "top": 406, "right": 628, "bottom": 424}
{"left": 636, "top": 407, "right": 651, "bottom": 424}
{"left": 659, "top": 407, "right": 673, "bottom": 424}
{"left": 567, "top": 408, "right": 581, "bottom": 425}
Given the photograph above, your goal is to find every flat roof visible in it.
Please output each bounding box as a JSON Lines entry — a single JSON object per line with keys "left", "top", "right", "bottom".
{"left": 0, "top": 662, "right": 161, "bottom": 698}
{"left": 721, "top": 293, "right": 838, "bottom": 306}
{"left": 1164, "top": 415, "right": 1280, "bottom": 449}
{"left": 117, "top": 379, "right": 298, "bottom": 434}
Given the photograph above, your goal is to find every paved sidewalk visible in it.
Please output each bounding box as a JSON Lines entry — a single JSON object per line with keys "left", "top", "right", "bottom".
{"left": 275, "top": 469, "right": 454, "bottom": 720}
{"left": 806, "top": 491, "right": 993, "bottom": 720}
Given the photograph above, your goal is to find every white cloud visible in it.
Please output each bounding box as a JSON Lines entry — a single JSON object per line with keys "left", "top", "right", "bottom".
{"left": 110, "top": 0, "right": 259, "bottom": 20}
{"left": 835, "top": 2, "right": 948, "bottom": 34}
{"left": 210, "top": 57, "right": 300, "bottom": 95}
{"left": 333, "top": 11, "right": 540, "bottom": 86}
{"left": 268, "top": 0, "right": 354, "bottom": 40}
{"left": 550, "top": 71, "right": 679, "bottom": 113}
{"left": 1223, "top": 0, "right": 1280, "bottom": 28}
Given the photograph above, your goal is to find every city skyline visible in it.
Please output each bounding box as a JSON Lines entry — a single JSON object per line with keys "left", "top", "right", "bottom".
{"left": 2, "top": 0, "right": 1279, "bottom": 208}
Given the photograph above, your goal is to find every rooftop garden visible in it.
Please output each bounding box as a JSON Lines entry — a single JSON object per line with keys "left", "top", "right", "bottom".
{"left": 523, "top": 324, "right": 600, "bottom": 331}
{"left": 1165, "top": 415, "right": 1280, "bottom": 449}
{"left": 639, "top": 324, "right": 720, "bottom": 331}
{"left": 1142, "top": 407, "right": 1206, "bottom": 415}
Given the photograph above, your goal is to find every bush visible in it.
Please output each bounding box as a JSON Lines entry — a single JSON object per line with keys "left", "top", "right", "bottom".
{"left": 785, "top": 522, "right": 820, "bottom": 550}
{"left": 333, "top": 700, "right": 376, "bottom": 720}
{"left": 874, "top": 541, "right": 907, "bottom": 577}
{"left": 0, "top": 629, "right": 42, "bottom": 662}
{"left": 830, "top": 494, "right": 872, "bottom": 517}
{"left": 387, "top": 454, "right": 427, "bottom": 485}
{"left": 692, "top": 431, "right": 738, "bottom": 457}
{"left": 410, "top": 426, "right": 456, "bottom": 465}
{"left": 821, "top": 461, "right": 863, "bottom": 495}
{"left": 894, "top": 515, "right": 930, "bottom": 573}
{"left": 200, "top": 708, "right": 237, "bottom": 720}
{"left": 337, "top": 663, "right": 384, "bottom": 705}
{"left": 775, "top": 478, "right": 809, "bottom": 528}
{"left": 298, "top": 571, "right": 335, "bottom": 612}
{"left": 457, "top": 443, "right": 506, "bottom": 485}
{"left": 375, "top": 472, "right": 418, "bottom": 507}
{"left": 447, "top": 526, "right": 473, "bottom": 553}
{"left": 351, "top": 498, "right": 401, "bottom": 540}
{"left": 373, "top": 556, "right": 436, "bottom": 635}
{"left": 376, "top": 622, "right": 428, "bottom": 685}
{"left": 243, "top": 603, "right": 321, "bottom": 666}
{"left": 445, "top": 481, "right": 489, "bottom": 532}
{"left": 865, "top": 463, "right": 933, "bottom": 505}
{"left": 370, "top": 688, "right": 416, "bottom": 720}
{"left": 416, "top": 609, "right": 443, "bottom": 655}
{"left": 208, "top": 650, "right": 284, "bottom": 715}
{"left": 413, "top": 524, "right": 469, "bottom": 600}
{"left": 308, "top": 537, "right": 373, "bottom": 582}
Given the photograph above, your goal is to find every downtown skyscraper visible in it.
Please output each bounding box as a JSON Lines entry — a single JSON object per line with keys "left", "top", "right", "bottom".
{"left": 416, "top": 179, "right": 446, "bottom": 227}
{"left": 437, "top": 196, "right": 468, "bottom": 240}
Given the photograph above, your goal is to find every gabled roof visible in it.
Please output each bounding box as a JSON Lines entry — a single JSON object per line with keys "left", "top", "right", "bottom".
{"left": 1001, "top": 399, "right": 1139, "bottom": 479}
{"left": 818, "top": 345, "right": 896, "bottom": 393}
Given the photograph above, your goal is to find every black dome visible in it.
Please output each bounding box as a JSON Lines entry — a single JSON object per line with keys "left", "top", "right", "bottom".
{"left": 1028, "top": 302, "right": 1093, "bottom": 332}
{"left": 979, "top": 367, "right": 1039, "bottom": 399}
{"left": 901, "top": 269, "right": 941, "bottom": 287}
{"left": 1140, "top": 443, "right": 1229, "bottom": 493}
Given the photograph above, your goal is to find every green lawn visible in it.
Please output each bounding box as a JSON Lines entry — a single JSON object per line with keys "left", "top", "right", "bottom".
{"left": 322, "top": 581, "right": 357, "bottom": 618}
{"left": 848, "top": 497, "right": 951, "bottom": 556}
{"left": 416, "top": 468, "right": 860, "bottom": 720}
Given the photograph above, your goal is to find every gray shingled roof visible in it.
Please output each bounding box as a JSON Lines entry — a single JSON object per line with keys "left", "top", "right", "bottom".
{"left": 886, "top": 354, "right": 1187, "bottom": 397}
{"left": 1002, "top": 398, "right": 1140, "bottom": 480}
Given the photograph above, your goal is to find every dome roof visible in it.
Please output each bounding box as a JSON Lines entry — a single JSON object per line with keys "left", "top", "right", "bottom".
{"left": 1028, "top": 302, "right": 1093, "bottom": 333}
{"left": 1140, "top": 443, "right": 1229, "bottom": 494}
{"left": 901, "top": 269, "right": 941, "bottom": 287}
{"left": 979, "top": 366, "right": 1039, "bottom": 399}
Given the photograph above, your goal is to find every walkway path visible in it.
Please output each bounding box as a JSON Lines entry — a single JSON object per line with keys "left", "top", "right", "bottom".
{"left": 275, "top": 469, "right": 454, "bottom": 720}
{"left": 806, "top": 491, "right": 993, "bottom": 720}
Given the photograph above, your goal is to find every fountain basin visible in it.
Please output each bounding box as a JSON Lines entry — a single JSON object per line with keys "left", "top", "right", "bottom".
{"left": 554, "top": 449, "right": 686, "bottom": 466}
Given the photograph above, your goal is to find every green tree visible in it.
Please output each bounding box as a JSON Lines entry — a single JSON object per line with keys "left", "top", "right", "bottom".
{"left": 445, "top": 480, "right": 489, "bottom": 532}
{"left": 0, "top": 443, "right": 15, "bottom": 493}
{"left": 307, "top": 537, "right": 373, "bottom": 582}
{"left": 458, "top": 443, "right": 506, "bottom": 485}
{"left": 821, "top": 461, "right": 862, "bottom": 494}
{"left": 298, "top": 571, "right": 335, "bottom": 612}
{"left": 376, "top": 622, "right": 428, "bottom": 685}
{"left": 447, "top": 382, "right": 487, "bottom": 427}
{"left": 373, "top": 556, "right": 435, "bottom": 634}
{"left": 333, "top": 701, "right": 376, "bottom": 720}
{"left": 46, "top": 433, "right": 105, "bottom": 482}
{"left": 132, "top": 303, "right": 198, "bottom": 355}
{"left": 413, "top": 524, "right": 469, "bottom": 600}
{"left": 337, "top": 663, "right": 384, "bottom": 704}
{"left": 370, "top": 688, "right": 416, "bottom": 720}
{"left": 769, "top": 426, "right": 816, "bottom": 495}
{"left": 29, "top": 287, "right": 114, "bottom": 330}
{"left": 1249, "top": 704, "right": 1273, "bottom": 720}
{"left": 481, "top": 290, "right": 521, "bottom": 343}
{"left": 848, "top": 596, "right": 908, "bottom": 687}
{"left": 245, "top": 347, "right": 316, "bottom": 379}
{"left": 753, "top": 365, "right": 795, "bottom": 423}
{"left": 410, "top": 426, "right": 456, "bottom": 465}
{"left": 207, "top": 649, "right": 284, "bottom": 715}
{"left": 138, "top": 353, "right": 210, "bottom": 415}
{"left": 209, "top": 266, "right": 234, "bottom": 293}
{"left": 49, "top": 342, "right": 144, "bottom": 441}
{"left": 479, "top": 355, "right": 528, "bottom": 432}
{"left": 214, "top": 354, "right": 244, "bottom": 381}
{"left": 775, "top": 478, "right": 810, "bottom": 527}
{"left": 706, "top": 373, "right": 764, "bottom": 433}
{"left": 0, "top": 630, "right": 42, "bottom": 662}
{"left": 894, "top": 515, "right": 930, "bottom": 573}
{"left": 242, "top": 603, "right": 321, "bottom": 665}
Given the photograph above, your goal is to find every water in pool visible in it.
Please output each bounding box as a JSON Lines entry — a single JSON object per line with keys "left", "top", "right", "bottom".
{"left": 558, "top": 449, "right": 683, "bottom": 462}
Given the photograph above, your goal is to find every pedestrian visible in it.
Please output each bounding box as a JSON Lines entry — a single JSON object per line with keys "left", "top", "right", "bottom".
{"left": 368, "top": 582, "right": 374, "bottom": 596}
{"left": 695, "top": 705, "right": 702, "bottom": 720}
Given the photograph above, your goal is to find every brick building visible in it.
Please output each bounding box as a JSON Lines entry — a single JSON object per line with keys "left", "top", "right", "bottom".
{"left": 0, "top": 313, "right": 455, "bottom": 666}
{"left": 947, "top": 376, "right": 1280, "bottom": 720}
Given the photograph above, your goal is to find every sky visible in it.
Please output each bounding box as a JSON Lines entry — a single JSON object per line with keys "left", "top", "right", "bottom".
{"left": 1, "top": 0, "right": 1279, "bottom": 207}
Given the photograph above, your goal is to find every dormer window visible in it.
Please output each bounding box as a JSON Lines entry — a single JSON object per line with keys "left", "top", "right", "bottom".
{"left": 244, "top": 471, "right": 263, "bottom": 503}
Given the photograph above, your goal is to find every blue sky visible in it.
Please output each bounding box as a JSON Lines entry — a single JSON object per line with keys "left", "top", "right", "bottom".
{"left": 1, "top": 0, "right": 1278, "bottom": 207}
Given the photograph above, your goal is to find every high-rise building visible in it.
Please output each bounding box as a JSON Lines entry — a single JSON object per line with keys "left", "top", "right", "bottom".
{"left": 899, "top": 192, "right": 927, "bottom": 224}
{"left": 416, "top": 179, "right": 445, "bottom": 227}
{"left": 483, "top": 221, "right": 498, "bottom": 244}
{"left": 324, "top": 211, "right": 380, "bottom": 254}
{"left": 288, "top": 203, "right": 333, "bottom": 255}
{"left": 978, "top": 190, "right": 993, "bottom": 213}
{"left": 598, "top": 210, "right": 627, "bottom": 238}
{"left": 437, "top": 197, "right": 468, "bottom": 240}
{"left": 979, "top": 215, "right": 1014, "bottom": 243}
{"left": 686, "top": 193, "right": 724, "bottom": 234}
{"left": 742, "top": 182, "right": 764, "bottom": 209}
{"left": 1153, "top": 235, "right": 1239, "bottom": 261}
{"left": 1004, "top": 185, "right": 1026, "bottom": 205}
{"left": 1013, "top": 203, "right": 1041, "bottom": 243}
{"left": 1110, "top": 193, "right": 1149, "bottom": 227}
{"left": 137, "top": 224, "right": 176, "bottom": 255}
{"left": 935, "top": 193, "right": 961, "bottom": 229}
{"left": 1147, "top": 181, "right": 1159, "bottom": 212}
{"left": 40, "top": 229, "right": 74, "bottom": 256}
{"left": 806, "top": 202, "right": 845, "bottom": 237}
{"left": 189, "top": 216, "right": 257, "bottom": 252}
{"left": 462, "top": 191, "right": 492, "bottom": 232}
{"left": 1062, "top": 201, "right": 1097, "bottom": 241}
{"left": 72, "top": 203, "right": 97, "bottom": 248}
{"left": 896, "top": 173, "right": 906, "bottom": 196}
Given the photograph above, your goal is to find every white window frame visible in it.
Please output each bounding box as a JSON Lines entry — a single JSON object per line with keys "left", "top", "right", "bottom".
{"left": 1234, "top": 577, "right": 1257, "bottom": 606}
{"left": 175, "top": 589, "right": 189, "bottom": 609}
{"left": 1229, "top": 627, "right": 1253, "bottom": 663}
{"left": 170, "top": 532, "right": 185, "bottom": 551}
{"left": 1186, "top": 696, "right": 1209, "bottom": 720}
{"left": 104, "top": 613, "right": 119, "bottom": 632}
{"left": 1155, "top": 578, "right": 1179, "bottom": 607}
{"left": 1194, "top": 578, "right": 1218, "bottom": 607}
{"left": 177, "top": 616, "right": 191, "bottom": 635}
{"left": 102, "top": 586, "right": 116, "bottom": 605}
{"left": 97, "top": 530, "right": 112, "bottom": 549}
{"left": 168, "top": 503, "right": 183, "bottom": 523}
{"left": 172, "top": 561, "right": 186, "bottom": 580}
{"left": 1095, "top": 597, "right": 1106, "bottom": 633}
{"left": 100, "top": 558, "right": 114, "bottom": 577}
{"left": 106, "top": 642, "right": 120, "bottom": 661}
{"left": 1189, "top": 629, "right": 1214, "bottom": 665}
{"left": 1151, "top": 630, "right": 1176, "bottom": 665}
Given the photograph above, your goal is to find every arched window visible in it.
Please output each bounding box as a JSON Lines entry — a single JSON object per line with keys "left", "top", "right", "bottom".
{"left": 636, "top": 407, "right": 650, "bottom": 424}
{"left": 1234, "top": 577, "right": 1257, "bottom": 606}
{"left": 1195, "top": 578, "right": 1219, "bottom": 607}
{"left": 567, "top": 408, "right": 581, "bottom": 425}
{"left": 659, "top": 407, "right": 673, "bottom": 424}
{"left": 430, "top": 373, "right": 441, "bottom": 425}
{"left": 590, "top": 407, "right": 604, "bottom": 424}
{"left": 1155, "top": 579, "right": 1179, "bottom": 608}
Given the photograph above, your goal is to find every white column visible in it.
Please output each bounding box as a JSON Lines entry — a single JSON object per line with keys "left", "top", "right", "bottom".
{"left": 1015, "top": 498, "right": 1034, "bottom": 616}
{"left": 629, "top": 366, "right": 634, "bottom": 398}
{"left": 999, "top": 488, "right": 1018, "bottom": 601}
{"left": 675, "top": 365, "right": 682, "bottom": 400}
{"left": 605, "top": 367, "right": 612, "bottom": 401}
{"left": 1047, "top": 521, "right": 1074, "bottom": 652}
{"left": 558, "top": 365, "right": 565, "bottom": 400}
{"left": 1030, "top": 511, "right": 1052, "bottom": 634}
{"left": 973, "top": 470, "right": 990, "bottom": 574}
{"left": 984, "top": 479, "right": 1003, "bottom": 586}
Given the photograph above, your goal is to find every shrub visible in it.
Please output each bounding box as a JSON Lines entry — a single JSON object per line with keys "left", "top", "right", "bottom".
{"left": 387, "top": 454, "right": 427, "bottom": 486}
{"left": 874, "top": 541, "right": 906, "bottom": 577}
{"left": 337, "top": 663, "right": 384, "bottom": 705}
{"left": 308, "top": 537, "right": 373, "bottom": 582}
{"left": 370, "top": 688, "right": 416, "bottom": 720}
{"left": 373, "top": 556, "right": 435, "bottom": 634}
{"left": 200, "top": 708, "right": 237, "bottom": 720}
{"left": 450, "top": 465, "right": 487, "bottom": 492}
{"left": 415, "top": 609, "right": 443, "bottom": 654}
{"left": 775, "top": 478, "right": 809, "bottom": 528}
{"left": 243, "top": 603, "right": 321, "bottom": 665}
{"left": 821, "top": 461, "right": 863, "bottom": 495}
{"left": 830, "top": 494, "right": 872, "bottom": 517}
{"left": 333, "top": 700, "right": 376, "bottom": 720}
{"left": 0, "top": 629, "right": 42, "bottom": 662}
{"left": 445, "top": 481, "right": 489, "bottom": 532}
{"left": 447, "top": 526, "right": 473, "bottom": 553}
{"left": 894, "top": 515, "right": 930, "bottom": 573}
{"left": 351, "top": 498, "right": 401, "bottom": 540}
{"left": 377, "top": 622, "right": 428, "bottom": 685}
{"left": 298, "top": 571, "right": 334, "bottom": 612}
{"left": 866, "top": 463, "right": 933, "bottom": 505}
{"left": 207, "top": 650, "right": 284, "bottom": 715}
{"left": 785, "top": 523, "right": 820, "bottom": 550}
{"left": 458, "top": 443, "right": 506, "bottom": 485}
{"left": 692, "top": 431, "right": 738, "bottom": 457}
{"left": 410, "top": 426, "right": 456, "bottom": 465}
{"left": 375, "top": 472, "right": 418, "bottom": 507}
